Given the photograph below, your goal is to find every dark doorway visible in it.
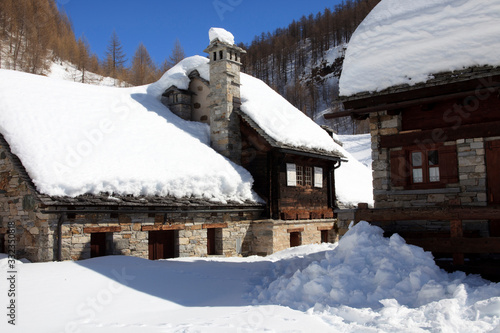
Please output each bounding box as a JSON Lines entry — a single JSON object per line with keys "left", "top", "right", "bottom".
{"left": 321, "top": 230, "right": 329, "bottom": 243}
{"left": 149, "top": 230, "right": 177, "bottom": 260}
{"left": 207, "top": 228, "right": 223, "bottom": 255}
{"left": 290, "top": 232, "right": 302, "bottom": 247}
{"left": 90, "top": 232, "right": 108, "bottom": 258}
{"left": 0, "top": 234, "right": 5, "bottom": 253}
{"left": 486, "top": 140, "right": 500, "bottom": 236}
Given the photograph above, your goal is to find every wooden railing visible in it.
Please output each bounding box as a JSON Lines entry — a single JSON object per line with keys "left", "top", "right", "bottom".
{"left": 354, "top": 203, "right": 500, "bottom": 265}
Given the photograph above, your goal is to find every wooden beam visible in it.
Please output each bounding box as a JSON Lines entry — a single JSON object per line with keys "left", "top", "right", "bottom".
{"left": 379, "top": 121, "right": 500, "bottom": 148}
{"left": 142, "top": 224, "right": 185, "bottom": 231}
{"left": 405, "top": 237, "right": 500, "bottom": 254}
{"left": 355, "top": 206, "right": 500, "bottom": 222}
{"left": 324, "top": 85, "right": 500, "bottom": 119}
{"left": 83, "top": 226, "right": 121, "bottom": 233}
{"left": 202, "top": 223, "right": 228, "bottom": 229}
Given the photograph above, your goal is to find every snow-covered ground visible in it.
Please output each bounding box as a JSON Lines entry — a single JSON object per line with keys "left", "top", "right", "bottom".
{"left": 2, "top": 222, "right": 499, "bottom": 332}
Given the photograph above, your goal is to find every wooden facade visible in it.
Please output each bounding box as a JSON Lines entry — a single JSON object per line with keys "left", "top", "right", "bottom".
{"left": 330, "top": 66, "right": 500, "bottom": 278}
{"left": 239, "top": 113, "right": 342, "bottom": 221}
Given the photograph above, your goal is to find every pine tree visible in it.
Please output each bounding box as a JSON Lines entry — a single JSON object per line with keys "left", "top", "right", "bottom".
{"left": 105, "top": 30, "right": 127, "bottom": 78}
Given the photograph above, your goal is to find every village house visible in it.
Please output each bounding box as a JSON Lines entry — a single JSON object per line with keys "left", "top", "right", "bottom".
{"left": 326, "top": 1, "right": 500, "bottom": 276}
{"left": 0, "top": 28, "right": 345, "bottom": 262}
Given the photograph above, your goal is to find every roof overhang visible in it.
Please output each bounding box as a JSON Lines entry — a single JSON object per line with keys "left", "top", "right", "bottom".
{"left": 326, "top": 67, "right": 500, "bottom": 120}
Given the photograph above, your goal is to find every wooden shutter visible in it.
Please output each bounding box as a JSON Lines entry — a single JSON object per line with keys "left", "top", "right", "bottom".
{"left": 390, "top": 149, "right": 408, "bottom": 187}
{"left": 439, "top": 145, "right": 459, "bottom": 184}
{"left": 286, "top": 163, "right": 296, "bottom": 186}
{"left": 314, "top": 167, "right": 323, "bottom": 188}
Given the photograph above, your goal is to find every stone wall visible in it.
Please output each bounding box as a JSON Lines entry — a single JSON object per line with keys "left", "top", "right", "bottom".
{"left": 250, "top": 219, "right": 337, "bottom": 255}
{"left": 365, "top": 111, "right": 492, "bottom": 235}
{"left": 0, "top": 141, "right": 56, "bottom": 262}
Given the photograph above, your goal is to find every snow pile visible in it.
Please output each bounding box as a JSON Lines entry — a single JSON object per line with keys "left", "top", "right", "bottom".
{"left": 48, "top": 61, "right": 125, "bottom": 87}
{"left": 209, "top": 27, "right": 235, "bottom": 45}
{"left": 256, "top": 222, "right": 500, "bottom": 330}
{"left": 340, "top": 0, "right": 500, "bottom": 96}
{"left": 2, "top": 231, "right": 500, "bottom": 332}
{"left": 0, "top": 59, "right": 257, "bottom": 203}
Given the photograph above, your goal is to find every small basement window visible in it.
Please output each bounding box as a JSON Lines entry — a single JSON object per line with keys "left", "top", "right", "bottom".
{"left": 290, "top": 232, "right": 302, "bottom": 247}
{"left": 90, "top": 232, "right": 113, "bottom": 258}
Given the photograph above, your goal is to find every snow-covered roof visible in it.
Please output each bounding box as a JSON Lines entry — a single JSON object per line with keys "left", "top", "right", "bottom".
{"left": 209, "top": 27, "right": 235, "bottom": 45}
{"left": 339, "top": 0, "right": 500, "bottom": 97}
{"left": 0, "top": 58, "right": 257, "bottom": 204}
{"left": 0, "top": 55, "right": 343, "bottom": 203}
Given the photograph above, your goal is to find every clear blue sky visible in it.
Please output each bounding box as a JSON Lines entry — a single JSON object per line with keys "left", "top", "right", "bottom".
{"left": 57, "top": 0, "right": 345, "bottom": 67}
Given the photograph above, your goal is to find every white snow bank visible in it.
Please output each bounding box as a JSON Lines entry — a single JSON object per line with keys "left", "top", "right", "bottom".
{"left": 0, "top": 61, "right": 257, "bottom": 203}
{"left": 209, "top": 27, "right": 235, "bottom": 45}
{"left": 340, "top": 0, "right": 500, "bottom": 96}
{"left": 240, "top": 73, "right": 342, "bottom": 154}
{"left": 255, "top": 222, "right": 500, "bottom": 331}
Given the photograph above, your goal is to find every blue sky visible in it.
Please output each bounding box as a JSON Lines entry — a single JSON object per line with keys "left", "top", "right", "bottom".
{"left": 57, "top": 0, "right": 345, "bottom": 67}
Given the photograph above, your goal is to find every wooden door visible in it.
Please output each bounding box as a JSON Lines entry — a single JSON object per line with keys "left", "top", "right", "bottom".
{"left": 149, "top": 230, "right": 176, "bottom": 260}
{"left": 486, "top": 140, "right": 500, "bottom": 236}
{"left": 290, "top": 232, "right": 302, "bottom": 247}
{"left": 321, "top": 230, "right": 329, "bottom": 243}
{"left": 207, "top": 228, "right": 216, "bottom": 255}
{"left": 91, "top": 232, "right": 107, "bottom": 258}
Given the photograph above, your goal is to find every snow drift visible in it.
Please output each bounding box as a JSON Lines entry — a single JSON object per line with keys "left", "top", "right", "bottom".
{"left": 255, "top": 222, "right": 500, "bottom": 331}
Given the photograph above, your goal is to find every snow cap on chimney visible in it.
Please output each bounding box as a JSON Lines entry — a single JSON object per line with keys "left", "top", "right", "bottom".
{"left": 209, "top": 27, "right": 235, "bottom": 45}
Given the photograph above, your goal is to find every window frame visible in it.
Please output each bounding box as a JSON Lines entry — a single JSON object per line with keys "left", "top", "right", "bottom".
{"left": 390, "top": 143, "right": 458, "bottom": 190}
{"left": 409, "top": 149, "right": 440, "bottom": 185}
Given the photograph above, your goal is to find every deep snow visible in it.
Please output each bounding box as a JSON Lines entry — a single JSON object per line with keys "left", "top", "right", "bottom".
{"left": 1, "top": 222, "right": 499, "bottom": 332}
{"left": 0, "top": 53, "right": 361, "bottom": 204}
{"left": 339, "top": 0, "right": 500, "bottom": 96}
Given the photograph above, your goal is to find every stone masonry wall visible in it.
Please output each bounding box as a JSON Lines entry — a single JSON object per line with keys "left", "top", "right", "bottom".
{"left": 60, "top": 210, "right": 260, "bottom": 261}
{"left": 0, "top": 142, "right": 56, "bottom": 262}
{"left": 367, "top": 111, "right": 491, "bottom": 235}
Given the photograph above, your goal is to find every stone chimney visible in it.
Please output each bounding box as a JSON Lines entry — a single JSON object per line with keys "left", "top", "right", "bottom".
{"left": 204, "top": 28, "right": 246, "bottom": 164}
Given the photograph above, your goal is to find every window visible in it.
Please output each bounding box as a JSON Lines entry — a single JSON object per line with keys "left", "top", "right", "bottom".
{"left": 314, "top": 167, "right": 323, "bottom": 188}
{"left": 305, "top": 167, "right": 312, "bottom": 186}
{"left": 287, "top": 164, "right": 324, "bottom": 188}
{"left": 410, "top": 150, "right": 440, "bottom": 184}
{"left": 90, "top": 232, "right": 113, "bottom": 258}
{"left": 391, "top": 144, "right": 458, "bottom": 188}
{"left": 296, "top": 165, "right": 303, "bottom": 186}
{"left": 286, "top": 163, "right": 296, "bottom": 186}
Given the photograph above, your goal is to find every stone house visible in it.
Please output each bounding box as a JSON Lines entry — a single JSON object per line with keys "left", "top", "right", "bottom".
{"left": 326, "top": 0, "right": 500, "bottom": 273}
{"left": 0, "top": 29, "right": 344, "bottom": 262}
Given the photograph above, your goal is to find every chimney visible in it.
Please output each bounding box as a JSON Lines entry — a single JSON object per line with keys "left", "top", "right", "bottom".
{"left": 204, "top": 28, "right": 246, "bottom": 164}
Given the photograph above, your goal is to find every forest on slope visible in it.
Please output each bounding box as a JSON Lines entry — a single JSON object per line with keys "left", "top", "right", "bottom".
{"left": 241, "top": 0, "right": 380, "bottom": 133}
{"left": 0, "top": 0, "right": 184, "bottom": 86}
{"left": 1, "top": 0, "right": 379, "bottom": 133}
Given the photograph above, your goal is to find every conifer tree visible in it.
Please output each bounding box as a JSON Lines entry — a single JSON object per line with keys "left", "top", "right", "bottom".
{"left": 168, "top": 39, "right": 185, "bottom": 67}
{"left": 105, "top": 30, "right": 127, "bottom": 78}
{"left": 130, "top": 42, "right": 156, "bottom": 86}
